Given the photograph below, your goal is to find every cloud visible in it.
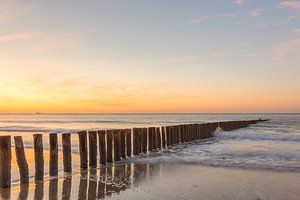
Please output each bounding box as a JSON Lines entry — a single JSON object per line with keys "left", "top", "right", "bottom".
{"left": 0, "top": 2, "right": 34, "bottom": 23}
{"left": 278, "top": 1, "right": 300, "bottom": 10}
{"left": 188, "top": 15, "right": 215, "bottom": 24}
{"left": 273, "top": 36, "right": 300, "bottom": 61}
{"left": 249, "top": 8, "right": 264, "bottom": 16}
{"left": 164, "top": 56, "right": 195, "bottom": 62}
{"left": 294, "top": 28, "right": 300, "bottom": 33}
{"left": 188, "top": 12, "right": 240, "bottom": 24}
{"left": 0, "top": 32, "right": 41, "bottom": 42}
{"left": 234, "top": 0, "right": 245, "bottom": 4}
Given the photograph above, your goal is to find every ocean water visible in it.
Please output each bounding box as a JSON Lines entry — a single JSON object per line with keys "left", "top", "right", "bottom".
{"left": 0, "top": 113, "right": 299, "bottom": 176}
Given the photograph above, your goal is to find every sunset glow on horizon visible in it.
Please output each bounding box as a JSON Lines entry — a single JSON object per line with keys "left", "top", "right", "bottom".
{"left": 1, "top": 0, "right": 300, "bottom": 113}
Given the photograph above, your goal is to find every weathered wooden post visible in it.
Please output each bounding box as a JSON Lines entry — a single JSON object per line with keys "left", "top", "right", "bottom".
{"left": 0, "top": 136, "right": 11, "bottom": 188}
{"left": 33, "top": 134, "right": 44, "bottom": 182}
{"left": 184, "top": 125, "right": 188, "bottom": 142}
{"left": 49, "top": 133, "right": 58, "bottom": 176}
{"left": 133, "top": 128, "right": 141, "bottom": 155}
{"left": 200, "top": 123, "right": 205, "bottom": 139}
{"left": 192, "top": 124, "right": 196, "bottom": 141}
{"left": 188, "top": 124, "right": 192, "bottom": 142}
{"left": 137, "top": 129, "right": 142, "bottom": 154}
{"left": 161, "top": 126, "right": 166, "bottom": 149}
{"left": 88, "top": 131, "right": 97, "bottom": 167}
{"left": 148, "top": 127, "right": 155, "bottom": 151}
{"left": 126, "top": 129, "right": 132, "bottom": 157}
{"left": 170, "top": 126, "right": 174, "bottom": 145}
{"left": 113, "top": 130, "right": 121, "bottom": 162}
{"left": 156, "top": 127, "right": 161, "bottom": 149}
{"left": 152, "top": 127, "right": 157, "bottom": 150}
{"left": 141, "top": 128, "right": 147, "bottom": 154}
{"left": 62, "top": 133, "right": 72, "bottom": 173}
{"left": 14, "top": 136, "right": 29, "bottom": 184}
{"left": 107, "top": 130, "right": 113, "bottom": 163}
{"left": 78, "top": 131, "right": 88, "bottom": 170}
{"left": 98, "top": 130, "right": 106, "bottom": 165}
{"left": 165, "top": 126, "right": 170, "bottom": 146}
{"left": 175, "top": 126, "right": 179, "bottom": 144}
{"left": 120, "top": 129, "right": 126, "bottom": 159}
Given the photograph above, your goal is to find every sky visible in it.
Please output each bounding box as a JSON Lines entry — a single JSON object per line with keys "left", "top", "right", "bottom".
{"left": 0, "top": 0, "right": 300, "bottom": 113}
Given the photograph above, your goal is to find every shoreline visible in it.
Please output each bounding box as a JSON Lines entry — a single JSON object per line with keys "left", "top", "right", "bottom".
{"left": 1, "top": 163, "right": 300, "bottom": 200}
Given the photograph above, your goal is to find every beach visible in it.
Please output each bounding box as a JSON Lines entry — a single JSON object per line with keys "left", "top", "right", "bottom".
{"left": 1, "top": 163, "right": 300, "bottom": 200}
{"left": 0, "top": 113, "right": 300, "bottom": 199}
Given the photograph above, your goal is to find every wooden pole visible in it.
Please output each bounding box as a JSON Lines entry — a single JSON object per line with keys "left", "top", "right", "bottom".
{"left": 33, "top": 134, "right": 44, "bottom": 182}
{"left": 14, "top": 136, "right": 29, "bottom": 184}
{"left": 62, "top": 133, "right": 72, "bottom": 173}
{"left": 98, "top": 130, "right": 106, "bottom": 165}
{"left": 49, "top": 133, "right": 58, "bottom": 176}
{"left": 148, "top": 127, "right": 154, "bottom": 152}
{"left": 78, "top": 131, "right": 88, "bottom": 170}
{"left": 137, "top": 129, "right": 142, "bottom": 154}
{"left": 132, "top": 128, "right": 140, "bottom": 156}
{"left": 152, "top": 127, "right": 157, "bottom": 150}
{"left": 161, "top": 126, "right": 166, "bottom": 149}
{"left": 106, "top": 130, "right": 113, "bottom": 164}
{"left": 126, "top": 129, "right": 132, "bottom": 157}
{"left": 120, "top": 129, "right": 126, "bottom": 159}
{"left": 156, "top": 127, "right": 161, "bottom": 150}
{"left": 88, "top": 131, "right": 97, "bottom": 168}
{"left": 141, "top": 128, "right": 147, "bottom": 154}
{"left": 113, "top": 130, "right": 121, "bottom": 162}
{"left": 0, "top": 136, "right": 11, "bottom": 188}
{"left": 175, "top": 126, "right": 179, "bottom": 144}
{"left": 165, "top": 126, "right": 170, "bottom": 146}
{"left": 169, "top": 126, "right": 174, "bottom": 145}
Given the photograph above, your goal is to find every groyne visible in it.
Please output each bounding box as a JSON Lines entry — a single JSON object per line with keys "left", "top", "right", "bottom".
{"left": 0, "top": 119, "right": 267, "bottom": 188}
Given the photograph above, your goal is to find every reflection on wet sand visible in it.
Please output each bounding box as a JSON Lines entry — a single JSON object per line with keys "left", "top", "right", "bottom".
{"left": 0, "top": 163, "right": 162, "bottom": 199}
{"left": 62, "top": 176, "right": 71, "bottom": 200}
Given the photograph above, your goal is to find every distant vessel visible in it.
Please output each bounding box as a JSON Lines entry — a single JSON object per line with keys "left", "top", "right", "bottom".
{"left": 35, "top": 112, "right": 41, "bottom": 115}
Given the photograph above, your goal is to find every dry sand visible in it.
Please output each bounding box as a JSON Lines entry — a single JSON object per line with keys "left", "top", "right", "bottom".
{"left": 1, "top": 163, "right": 300, "bottom": 200}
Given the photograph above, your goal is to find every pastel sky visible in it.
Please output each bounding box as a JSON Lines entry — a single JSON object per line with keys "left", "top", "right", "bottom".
{"left": 0, "top": 0, "right": 300, "bottom": 113}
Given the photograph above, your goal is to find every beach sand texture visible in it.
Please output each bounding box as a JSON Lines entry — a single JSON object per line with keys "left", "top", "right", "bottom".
{"left": 1, "top": 163, "right": 300, "bottom": 200}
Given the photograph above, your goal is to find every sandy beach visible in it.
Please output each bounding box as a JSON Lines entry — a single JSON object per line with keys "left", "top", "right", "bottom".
{"left": 1, "top": 163, "right": 300, "bottom": 200}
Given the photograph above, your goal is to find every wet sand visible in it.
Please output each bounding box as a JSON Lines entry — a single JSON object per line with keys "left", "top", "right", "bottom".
{"left": 1, "top": 163, "right": 300, "bottom": 200}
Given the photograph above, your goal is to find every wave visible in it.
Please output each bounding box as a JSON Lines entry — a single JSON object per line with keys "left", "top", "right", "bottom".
{"left": 0, "top": 120, "right": 145, "bottom": 124}
{"left": 0, "top": 126, "right": 78, "bottom": 133}
{"left": 218, "top": 131, "right": 300, "bottom": 142}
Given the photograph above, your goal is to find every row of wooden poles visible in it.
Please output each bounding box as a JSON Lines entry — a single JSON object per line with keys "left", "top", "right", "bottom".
{"left": 0, "top": 119, "right": 263, "bottom": 188}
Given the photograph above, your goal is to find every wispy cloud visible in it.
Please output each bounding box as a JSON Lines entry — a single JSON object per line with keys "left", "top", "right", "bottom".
{"left": 0, "top": 2, "right": 34, "bottom": 23}
{"left": 273, "top": 36, "right": 300, "bottom": 61}
{"left": 188, "top": 12, "right": 240, "bottom": 24}
{"left": 164, "top": 56, "right": 195, "bottom": 62}
{"left": 188, "top": 15, "right": 215, "bottom": 24}
{"left": 234, "top": 0, "right": 246, "bottom": 4}
{"left": 249, "top": 8, "right": 264, "bottom": 16}
{"left": 278, "top": 1, "right": 300, "bottom": 11}
{"left": 294, "top": 28, "right": 300, "bottom": 34}
{"left": 0, "top": 32, "right": 41, "bottom": 42}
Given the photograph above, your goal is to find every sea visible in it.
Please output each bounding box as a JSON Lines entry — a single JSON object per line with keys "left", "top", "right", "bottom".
{"left": 0, "top": 113, "right": 299, "bottom": 180}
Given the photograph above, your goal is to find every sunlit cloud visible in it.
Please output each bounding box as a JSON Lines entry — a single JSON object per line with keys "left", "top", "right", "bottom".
{"left": 278, "top": 1, "right": 300, "bottom": 11}
{"left": 0, "top": 32, "right": 41, "bottom": 42}
{"left": 0, "top": 2, "right": 34, "bottom": 23}
{"left": 188, "top": 12, "right": 240, "bottom": 24}
{"left": 164, "top": 56, "right": 195, "bottom": 62}
{"left": 188, "top": 15, "right": 215, "bottom": 24}
{"left": 273, "top": 36, "right": 300, "bottom": 61}
{"left": 249, "top": 8, "right": 264, "bottom": 17}
{"left": 234, "top": 0, "right": 246, "bottom": 4}
{"left": 294, "top": 28, "right": 300, "bottom": 33}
